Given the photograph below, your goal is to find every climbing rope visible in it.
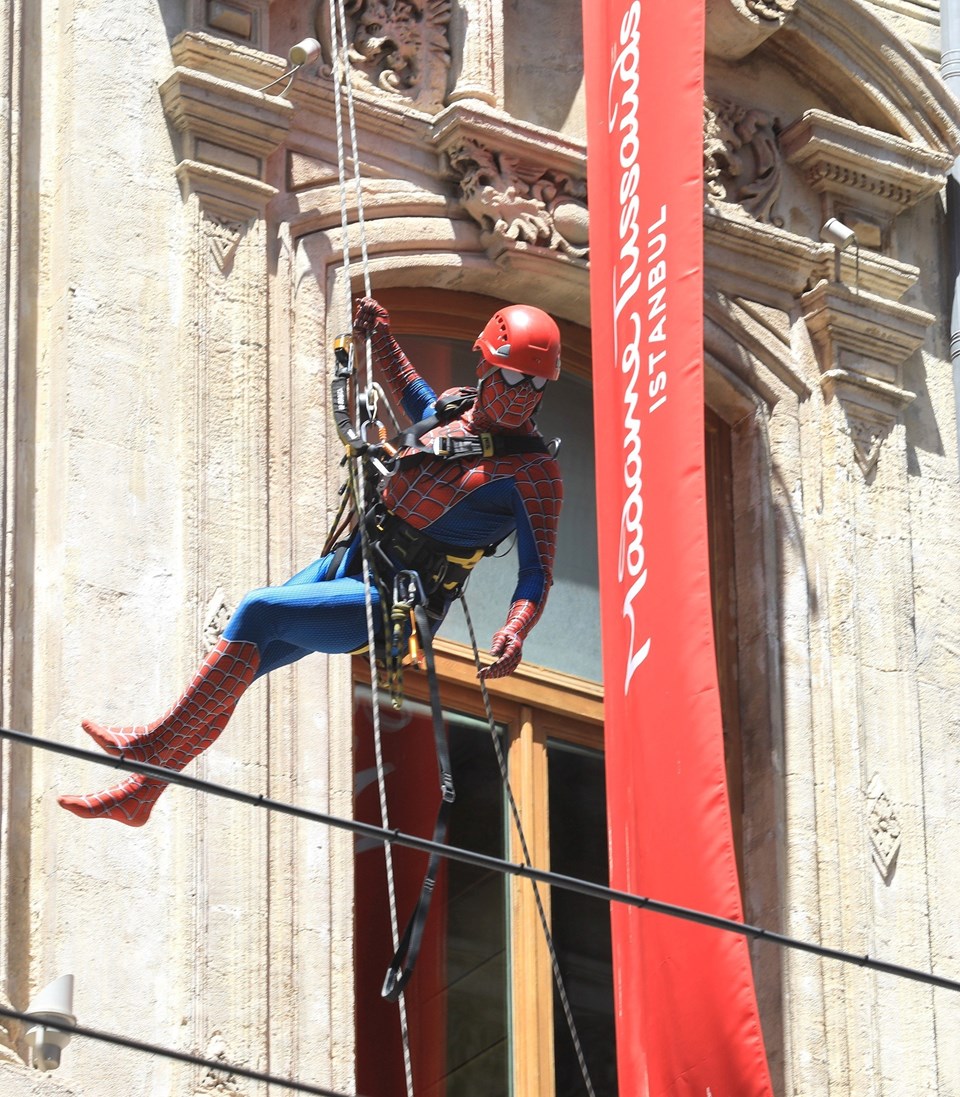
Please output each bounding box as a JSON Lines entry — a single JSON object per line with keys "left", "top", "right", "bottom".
{"left": 324, "top": 5, "right": 596, "bottom": 1092}
{"left": 326, "top": 1, "right": 414, "bottom": 1093}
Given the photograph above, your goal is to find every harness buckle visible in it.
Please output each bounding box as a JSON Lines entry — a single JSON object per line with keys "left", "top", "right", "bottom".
{"left": 441, "top": 773, "right": 456, "bottom": 804}
{"left": 431, "top": 435, "right": 483, "bottom": 459}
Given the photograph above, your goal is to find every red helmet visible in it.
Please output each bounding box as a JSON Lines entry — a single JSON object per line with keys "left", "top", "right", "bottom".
{"left": 473, "top": 305, "right": 561, "bottom": 381}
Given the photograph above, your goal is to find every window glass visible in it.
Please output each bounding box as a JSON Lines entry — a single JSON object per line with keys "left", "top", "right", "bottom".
{"left": 548, "top": 740, "right": 618, "bottom": 1095}
{"left": 354, "top": 689, "right": 509, "bottom": 1096}
{"left": 374, "top": 334, "right": 601, "bottom": 682}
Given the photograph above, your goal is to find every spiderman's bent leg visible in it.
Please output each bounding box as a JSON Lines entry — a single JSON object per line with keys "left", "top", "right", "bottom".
{"left": 58, "top": 570, "right": 378, "bottom": 827}
{"left": 224, "top": 575, "right": 379, "bottom": 657}
{"left": 58, "top": 637, "right": 260, "bottom": 827}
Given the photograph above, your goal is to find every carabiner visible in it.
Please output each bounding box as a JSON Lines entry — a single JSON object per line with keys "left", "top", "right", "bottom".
{"left": 360, "top": 419, "right": 397, "bottom": 478}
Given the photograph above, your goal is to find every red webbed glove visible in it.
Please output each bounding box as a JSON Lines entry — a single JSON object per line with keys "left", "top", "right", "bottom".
{"left": 479, "top": 600, "right": 538, "bottom": 680}
{"left": 353, "top": 296, "right": 390, "bottom": 337}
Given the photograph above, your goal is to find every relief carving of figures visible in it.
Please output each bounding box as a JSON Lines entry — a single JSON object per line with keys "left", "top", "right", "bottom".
{"left": 446, "top": 140, "right": 589, "bottom": 260}
{"left": 316, "top": 0, "right": 451, "bottom": 114}
{"left": 704, "top": 96, "right": 783, "bottom": 224}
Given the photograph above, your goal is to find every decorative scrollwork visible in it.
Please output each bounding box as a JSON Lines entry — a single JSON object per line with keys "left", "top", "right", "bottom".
{"left": 704, "top": 97, "right": 783, "bottom": 225}
{"left": 446, "top": 140, "right": 588, "bottom": 260}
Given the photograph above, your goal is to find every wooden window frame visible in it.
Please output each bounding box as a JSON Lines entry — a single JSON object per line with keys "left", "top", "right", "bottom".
{"left": 349, "top": 291, "right": 743, "bottom": 1094}
{"left": 354, "top": 645, "right": 604, "bottom": 1097}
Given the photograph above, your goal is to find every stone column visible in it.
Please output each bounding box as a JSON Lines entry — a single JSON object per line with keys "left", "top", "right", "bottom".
{"left": 155, "top": 32, "right": 294, "bottom": 1086}
{"left": 448, "top": 0, "right": 503, "bottom": 108}
{"left": 0, "top": 0, "right": 34, "bottom": 1071}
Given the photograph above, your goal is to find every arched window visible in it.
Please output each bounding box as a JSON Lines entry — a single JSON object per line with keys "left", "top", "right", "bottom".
{"left": 351, "top": 289, "right": 746, "bottom": 1095}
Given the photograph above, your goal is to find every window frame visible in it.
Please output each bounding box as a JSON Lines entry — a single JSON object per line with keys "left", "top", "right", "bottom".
{"left": 348, "top": 289, "right": 744, "bottom": 1094}
{"left": 352, "top": 644, "right": 605, "bottom": 1097}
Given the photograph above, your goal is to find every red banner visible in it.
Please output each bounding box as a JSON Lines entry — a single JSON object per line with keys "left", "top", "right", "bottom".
{"left": 582, "top": 3, "right": 774, "bottom": 1094}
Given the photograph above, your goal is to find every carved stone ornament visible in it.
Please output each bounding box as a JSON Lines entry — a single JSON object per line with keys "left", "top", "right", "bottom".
{"left": 445, "top": 139, "right": 589, "bottom": 261}
{"left": 202, "top": 586, "right": 234, "bottom": 651}
{"left": 704, "top": 97, "right": 783, "bottom": 225}
{"left": 194, "top": 1032, "right": 245, "bottom": 1096}
{"left": 316, "top": 0, "right": 452, "bottom": 115}
{"left": 204, "top": 214, "right": 247, "bottom": 274}
{"left": 705, "top": 0, "right": 797, "bottom": 60}
{"left": 780, "top": 109, "right": 953, "bottom": 239}
{"left": 866, "top": 774, "right": 902, "bottom": 882}
{"left": 801, "top": 281, "right": 932, "bottom": 475}
{"left": 744, "top": 0, "right": 793, "bottom": 17}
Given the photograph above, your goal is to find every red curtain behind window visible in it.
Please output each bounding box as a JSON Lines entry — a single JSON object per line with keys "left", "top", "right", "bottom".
{"left": 354, "top": 700, "right": 448, "bottom": 1096}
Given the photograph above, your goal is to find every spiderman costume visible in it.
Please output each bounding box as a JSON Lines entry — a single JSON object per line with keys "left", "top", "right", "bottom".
{"left": 58, "top": 297, "right": 563, "bottom": 826}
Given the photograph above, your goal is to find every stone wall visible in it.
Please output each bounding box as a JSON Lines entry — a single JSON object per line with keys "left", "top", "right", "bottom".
{"left": 1, "top": 0, "right": 960, "bottom": 1094}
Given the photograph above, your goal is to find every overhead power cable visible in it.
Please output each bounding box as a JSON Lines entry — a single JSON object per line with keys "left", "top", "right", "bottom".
{"left": 0, "top": 1003, "right": 360, "bottom": 1097}
{"left": 8, "top": 725, "right": 960, "bottom": 996}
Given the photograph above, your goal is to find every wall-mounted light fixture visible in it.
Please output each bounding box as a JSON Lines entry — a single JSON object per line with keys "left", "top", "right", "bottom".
{"left": 23, "top": 974, "right": 75, "bottom": 1071}
{"left": 258, "top": 38, "right": 322, "bottom": 97}
{"left": 820, "top": 217, "right": 860, "bottom": 288}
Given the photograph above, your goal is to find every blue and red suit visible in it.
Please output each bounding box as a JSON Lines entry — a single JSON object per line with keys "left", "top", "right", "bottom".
{"left": 59, "top": 297, "right": 563, "bottom": 826}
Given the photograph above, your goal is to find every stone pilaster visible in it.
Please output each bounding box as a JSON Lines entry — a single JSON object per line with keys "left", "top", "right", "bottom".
{"left": 801, "top": 281, "right": 932, "bottom": 474}
{"left": 448, "top": 0, "right": 503, "bottom": 108}
{"left": 0, "top": 0, "right": 34, "bottom": 1078}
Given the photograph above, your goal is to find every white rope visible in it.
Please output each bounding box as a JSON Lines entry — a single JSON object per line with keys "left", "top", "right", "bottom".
{"left": 327, "top": 2, "right": 414, "bottom": 1094}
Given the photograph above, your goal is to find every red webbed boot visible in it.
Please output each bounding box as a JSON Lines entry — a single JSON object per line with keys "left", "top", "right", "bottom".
{"left": 58, "top": 638, "right": 260, "bottom": 827}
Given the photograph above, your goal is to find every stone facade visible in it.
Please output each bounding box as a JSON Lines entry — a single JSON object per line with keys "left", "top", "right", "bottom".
{"left": 2, "top": 0, "right": 960, "bottom": 1094}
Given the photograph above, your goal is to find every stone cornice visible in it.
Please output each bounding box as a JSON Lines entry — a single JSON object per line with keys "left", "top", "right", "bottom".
{"left": 770, "top": 0, "right": 960, "bottom": 156}
{"left": 431, "top": 104, "right": 587, "bottom": 179}
{"left": 801, "top": 280, "right": 933, "bottom": 472}
{"left": 705, "top": 212, "right": 820, "bottom": 306}
{"left": 160, "top": 32, "right": 295, "bottom": 221}
{"left": 780, "top": 109, "right": 951, "bottom": 222}
{"left": 160, "top": 67, "right": 294, "bottom": 162}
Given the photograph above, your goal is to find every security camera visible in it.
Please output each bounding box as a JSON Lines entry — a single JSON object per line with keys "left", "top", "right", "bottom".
{"left": 23, "top": 974, "right": 75, "bottom": 1072}
{"left": 288, "top": 38, "right": 321, "bottom": 67}
{"left": 820, "top": 217, "right": 857, "bottom": 251}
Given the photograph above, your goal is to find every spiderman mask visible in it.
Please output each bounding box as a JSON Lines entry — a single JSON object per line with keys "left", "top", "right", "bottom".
{"left": 475, "top": 363, "right": 545, "bottom": 430}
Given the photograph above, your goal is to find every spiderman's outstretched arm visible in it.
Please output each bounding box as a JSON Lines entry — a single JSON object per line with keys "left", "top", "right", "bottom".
{"left": 480, "top": 460, "right": 563, "bottom": 680}
{"left": 352, "top": 297, "right": 436, "bottom": 423}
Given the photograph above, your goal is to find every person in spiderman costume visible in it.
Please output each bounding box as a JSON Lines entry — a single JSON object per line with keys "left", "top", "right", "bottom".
{"left": 58, "top": 296, "right": 563, "bottom": 827}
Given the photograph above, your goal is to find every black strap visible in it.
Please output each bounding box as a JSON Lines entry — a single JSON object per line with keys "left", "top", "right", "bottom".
{"left": 381, "top": 601, "right": 455, "bottom": 1002}
{"left": 330, "top": 339, "right": 368, "bottom": 453}
{"left": 395, "top": 432, "right": 552, "bottom": 467}
{"left": 392, "top": 386, "right": 478, "bottom": 451}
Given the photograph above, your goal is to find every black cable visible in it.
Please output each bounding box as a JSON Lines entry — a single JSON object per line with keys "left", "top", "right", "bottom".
{"left": 6, "top": 725, "right": 960, "bottom": 995}
{"left": 0, "top": 1003, "right": 361, "bottom": 1097}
